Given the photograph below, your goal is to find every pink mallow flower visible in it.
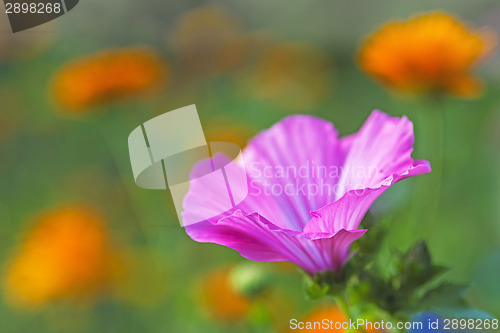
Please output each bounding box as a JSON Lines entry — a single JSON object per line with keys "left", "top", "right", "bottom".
{"left": 182, "top": 111, "right": 431, "bottom": 275}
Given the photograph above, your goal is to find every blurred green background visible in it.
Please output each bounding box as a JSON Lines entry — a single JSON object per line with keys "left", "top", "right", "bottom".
{"left": 1, "top": 0, "right": 500, "bottom": 332}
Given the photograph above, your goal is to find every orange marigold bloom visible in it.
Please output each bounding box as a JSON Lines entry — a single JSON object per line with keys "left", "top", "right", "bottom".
{"left": 52, "top": 48, "right": 166, "bottom": 112}
{"left": 2, "top": 205, "right": 123, "bottom": 308}
{"left": 287, "top": 306, "right": 348, "bottom": 332}
{"left": 359, "top": 12, "right": 495, "bottom": 97}
{"left": 287, "top": 306, "right": 384, "bottom": 333}
{"left": 198, "top": 267, "right": 252, "bottom": 321}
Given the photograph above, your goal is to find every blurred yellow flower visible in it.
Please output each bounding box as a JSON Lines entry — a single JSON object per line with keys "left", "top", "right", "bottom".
{"left": 52, "top": 48, "right": 166, "bottom": 112}
{"left": 198, "top": 267, "right": 252, "bottom": 321}
{"left": 271, "top": 261, "right": 297, "bottom": 273}
{"left": 2, "top": 205, "right": 124, "bottom": 308}
{"left": 359, "top": 12, "right": 495, "bottom": 97}
{"left": 204, "top": 117, "right": 255, "bottom": 149}
{"left": 250, "top": 42, "right": 333, "bottom": 110}
{"left": 171, "top": 5, "right": 251, "bottom": 75}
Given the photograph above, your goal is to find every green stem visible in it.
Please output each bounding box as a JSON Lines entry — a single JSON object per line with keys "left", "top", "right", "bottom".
{"left": 334, "top": 296, "right": 370, "bottom": 333}
{"left": 423, "top": 99, "right": 446, "bottom": 238}
{"left": 404, "top": 97, "right": 446, "bottom": 242}
{"left": 334, "top": 295, "right": 351, "bottom": 319}
{"left": 96, "top": 111, "right": 150, "bottom": 244}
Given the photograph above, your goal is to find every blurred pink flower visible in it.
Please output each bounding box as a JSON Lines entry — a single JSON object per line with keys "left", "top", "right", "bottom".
{"left": 183, "top": 111, "right": 430, "bottom": 274}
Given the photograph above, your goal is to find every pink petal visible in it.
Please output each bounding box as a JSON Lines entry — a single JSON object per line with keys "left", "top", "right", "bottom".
{"left": 242, "top": 115, "right": 346, "bottom": 231}
{"left": 335, "top": 110, "right": 417, "bottom": 198}
{"left": 304, "top": 160, "right": 431, "bottom": 233}
{"left": 186, "top": 209, "right": 366, "bottom": 274}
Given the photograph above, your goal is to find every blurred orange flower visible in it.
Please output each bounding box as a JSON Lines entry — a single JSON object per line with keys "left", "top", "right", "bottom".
{"left": 52, "top": 48, "right": 166, "bottom": 112}
{"left": 287, "top": 306, "right": 347, "bottom": 332}
{"left": 171, "top": 5, "right": 251, "bottom": 75}
{"left": 2, "top": 205, "right": 124, "bottom": 308}
{"left": 198, "top": 267, "right": 252, "bottom": 321}
{"left": 250, "top": 42, "right": 333, "bottom": 110}
{"left": 287, "top": 306, "right": 381, "bottom": 333}
{"left": 359, "top": 12, "right": 495, "bottom": 98}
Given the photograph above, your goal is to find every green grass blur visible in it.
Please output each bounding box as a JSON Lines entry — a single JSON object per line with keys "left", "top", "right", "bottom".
{"left": 1, "top": 0, "right": 500, "bottom": 332}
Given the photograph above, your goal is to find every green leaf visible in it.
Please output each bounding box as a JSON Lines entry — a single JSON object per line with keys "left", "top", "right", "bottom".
{"left": 419, "top": 283, "right": 469, "bottom": 310}
{"left": 303, "top": 273, "right": 330, "bottom": 299}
